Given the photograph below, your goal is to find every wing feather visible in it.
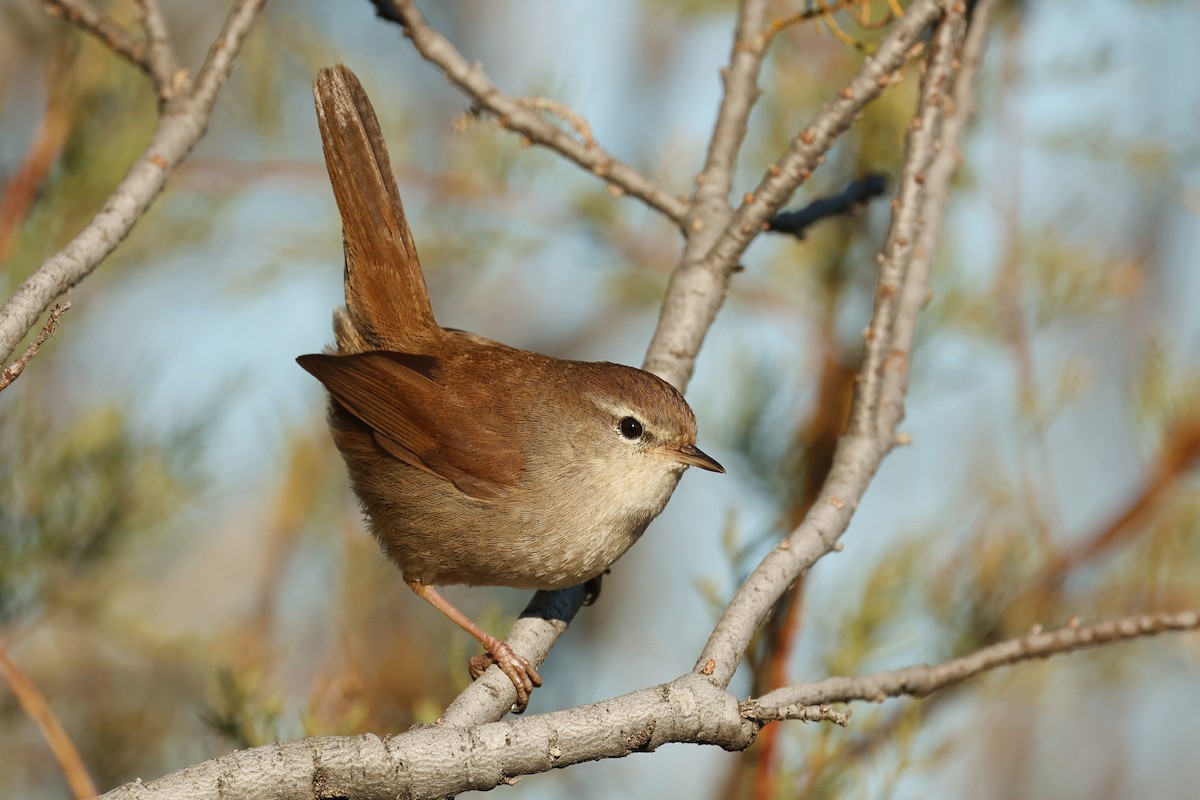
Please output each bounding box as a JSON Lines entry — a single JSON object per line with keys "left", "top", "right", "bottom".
{"left": 297, "top": 351, "right": 522, "bottom": 500}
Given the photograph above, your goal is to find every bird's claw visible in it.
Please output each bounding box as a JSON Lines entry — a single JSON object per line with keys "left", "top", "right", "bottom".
{"left": 468, "top": 643, "right": 542, "bottom": 713}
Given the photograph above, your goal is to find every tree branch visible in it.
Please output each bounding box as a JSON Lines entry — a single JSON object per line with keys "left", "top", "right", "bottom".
{"left": 745, "top": 608, "right": 1200, "bottom": 719}
{"left": 101, "top": 673, "right": 755, "bottom": 800}
{"left": 440, "top": 585, "right": 588, "bottom": 726}
{"left": 0, "top": 0, "right": 270, "bottom": 368}
{"left": 369, "top": 0, "right": 689, "bottom": 225}
{"left": 99, "top": 606, "right": 1199, "bottom": 799}
{"left": 191, "top": 0, "right": 267, "bottom": 108}
{"left": 694, "top": 1, "right": 970, "bottom": 688}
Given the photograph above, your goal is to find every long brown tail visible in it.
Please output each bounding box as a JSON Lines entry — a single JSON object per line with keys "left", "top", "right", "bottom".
{"left": 313, "top": 65, "right": 437, "bottom": 350}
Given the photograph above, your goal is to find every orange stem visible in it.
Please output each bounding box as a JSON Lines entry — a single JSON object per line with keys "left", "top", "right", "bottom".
{"left": 0, "top": 642, "right": 98, "bottom": 799}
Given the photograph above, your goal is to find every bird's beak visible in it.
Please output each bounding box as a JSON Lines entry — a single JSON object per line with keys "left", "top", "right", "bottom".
{"left": 661, "top": 443, "right": 725, "bottom": 473}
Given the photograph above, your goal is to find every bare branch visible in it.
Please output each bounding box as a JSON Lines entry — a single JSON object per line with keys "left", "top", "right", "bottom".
{"left": 694, "top": 1, "right": 971, "bottom": 688}
{"left": 0, "top": 642, "right": 98, "bottom": 799}
{"left": 42, "top": 0, "right": 151, "bottom": 75}
{"left": 108, "top": 605, "right": 1200, "bottom": 800}
{"left": 440, "top": 585, "right": 587, "bottom": 726}
{"left": 643, "top": 0, "right": 947, "bottom": 389}
{"left": 0, "top": 303, "right": 69, "bottom": 392}
{"left": 368, "top": 0, "right": 689, "bottom": 224}
{"left": 135, "top": 0, "right": 184, "bottom": 103}
{"left": 0, "top": 0, "right": 270, "bottom": 368}
{"left": 101, "top": 673, "right": 755, "bottom": 800}
{"left": 745, "top": 608, "right": 1200, "bottom": 716}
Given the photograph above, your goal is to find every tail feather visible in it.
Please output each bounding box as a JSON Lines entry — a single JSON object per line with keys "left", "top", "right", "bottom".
{"left": 313, "top": 65, "right": 437, "bottom": 350}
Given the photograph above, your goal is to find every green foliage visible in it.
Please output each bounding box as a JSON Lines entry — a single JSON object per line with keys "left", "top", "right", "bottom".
{"left": 0, "top": 402, "right": 203, "bottom": 620}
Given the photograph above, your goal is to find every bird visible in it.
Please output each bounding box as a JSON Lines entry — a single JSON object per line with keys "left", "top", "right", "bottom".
{"left": 297, "top": 65, "right": 723, "bottom": 710}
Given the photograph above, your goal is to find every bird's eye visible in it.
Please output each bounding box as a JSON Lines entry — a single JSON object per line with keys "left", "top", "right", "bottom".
{"left": 618, "top": 416, "right": 644, "bottom": 440}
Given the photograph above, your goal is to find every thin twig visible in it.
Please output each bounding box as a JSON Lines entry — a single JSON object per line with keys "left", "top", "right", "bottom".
{"left": 0, "top": 303, "right": 69, "bottom": 392}
{"left": 368, "top": 0, "right": 689, "bottom": 224}
{"left": 42, "top": 0, "right": 151, "bottom": 75}
{"left": 0, "top": 0, "right": 270, "bottom": 367}
{"left": 694, "top": 1, "right": 970, "bottom": 689}
{"left": 759, "top": 703, "right": 852, "bottom": 726}
{"left": 745, "top": 607, "right": 1200, "bottom": 717}
{"left": 101, "top": 673, "right": 757, "bottom": 800}
{"left": 0, "top": 642, "right": 98, "bottom": 800}
{"left": 135, "top": 0, "right": 184, "bottom": 103}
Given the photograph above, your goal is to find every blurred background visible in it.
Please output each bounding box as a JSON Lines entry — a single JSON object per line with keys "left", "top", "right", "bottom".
{"left": 2, "top": 1, "right": 1198, "bottom": 798}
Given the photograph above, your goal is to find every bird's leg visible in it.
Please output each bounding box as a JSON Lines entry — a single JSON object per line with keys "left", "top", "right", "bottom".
{"left": 406, "top": 580, "right": 542, "bottom": 711}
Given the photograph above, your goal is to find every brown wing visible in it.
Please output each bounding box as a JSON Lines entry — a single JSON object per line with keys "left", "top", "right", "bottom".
{"left": 296, "top": 351, "right": 522, "bottom": 500}
{"left": 313, "top": 65, "right": 437, "bottom": 349}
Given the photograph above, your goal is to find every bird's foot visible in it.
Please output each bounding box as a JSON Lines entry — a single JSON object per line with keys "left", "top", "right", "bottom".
{"left": 468, "top": 642, "right": 542, "bottom": 713}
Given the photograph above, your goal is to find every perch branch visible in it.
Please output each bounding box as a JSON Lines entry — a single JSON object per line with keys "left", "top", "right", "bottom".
{"left": 102, "top": 674, "right": 755, "bottom": 800}
{"left": 98, "top": 606, "right": 1200, "bottom": 799}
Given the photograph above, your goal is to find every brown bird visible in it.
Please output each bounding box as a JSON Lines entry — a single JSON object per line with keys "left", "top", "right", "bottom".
{"left": 298, "top": 65, "right": 723, "bottom": 710}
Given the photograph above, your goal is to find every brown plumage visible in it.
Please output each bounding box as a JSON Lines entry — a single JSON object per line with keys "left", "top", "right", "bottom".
{"left": 298, "top": 65, "right": 722, "bottom": 709}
